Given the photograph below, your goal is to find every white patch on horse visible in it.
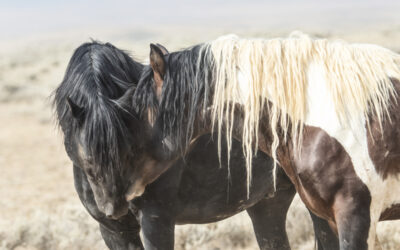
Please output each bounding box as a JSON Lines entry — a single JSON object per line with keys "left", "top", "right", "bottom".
{"left": 382, "top": 175, "right": 400, "bottom": 211}
{"left": 304, "top": 62, "right": 399, "bottom": 249}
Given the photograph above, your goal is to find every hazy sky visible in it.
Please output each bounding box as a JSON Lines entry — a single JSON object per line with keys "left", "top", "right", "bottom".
{"left": 1, "top": 0, "right": 399, "bottom": 40}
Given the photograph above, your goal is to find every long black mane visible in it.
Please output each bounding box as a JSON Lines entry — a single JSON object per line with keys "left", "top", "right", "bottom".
{"left": 53, "top": 41, "right": 143, "bottom": 174}
{"left": 133, "top": 44, "right": 214, "bottom": 154}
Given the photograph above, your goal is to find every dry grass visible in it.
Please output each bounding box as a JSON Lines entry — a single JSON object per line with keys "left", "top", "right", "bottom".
{"left": 1, "top": 28, "right": 400, "bottom": 249}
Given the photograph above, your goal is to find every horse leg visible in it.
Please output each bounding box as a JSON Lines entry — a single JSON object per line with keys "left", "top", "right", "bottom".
{"left": 333, "top": 187, "right": 372, "bottom": 250}
{"left": 139, "top": 203, "right": 175, "bottom": 250}
{"left": 246, "top": 183, "right": 295, "bottom": 250}
{"left": 73, "top": 165, "right": 144, "bottom": 250}
{"left": 308, "top": 209, "right": 339, "bottom": 250}
{"left": 99, "top": 224, "right": 143, "bottom": 250}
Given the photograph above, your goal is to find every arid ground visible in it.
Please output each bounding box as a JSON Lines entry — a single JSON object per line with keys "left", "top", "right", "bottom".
{"left": 1, "top": 26, "right": 400, "bottom": 250}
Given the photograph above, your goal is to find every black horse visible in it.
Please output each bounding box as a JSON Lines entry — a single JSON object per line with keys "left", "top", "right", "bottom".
{"left": 54, "top": 41, "right": 338, "bottom": 249}
{"left": 75, "top": 134, "right": 339, "bottom": 250}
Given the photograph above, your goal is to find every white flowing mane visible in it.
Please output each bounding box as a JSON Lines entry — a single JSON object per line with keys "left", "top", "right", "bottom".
{"left": 207, "top": 32, "right": 400, "bottom": 193}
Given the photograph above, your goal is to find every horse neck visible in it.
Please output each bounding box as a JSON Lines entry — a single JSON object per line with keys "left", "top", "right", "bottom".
{"left": 227, "top": 105, "right": 293, "bottom": 164}
{"left": 257, "top": 115, "right": 294, "bottom": 166}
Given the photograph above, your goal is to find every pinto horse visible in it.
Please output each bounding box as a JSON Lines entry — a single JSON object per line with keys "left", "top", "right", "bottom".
{"left": 128, "top": 33, "right": 400, "bottom": 250}
{"left": 53, "top": 41, "right": 338, "bottom": 249}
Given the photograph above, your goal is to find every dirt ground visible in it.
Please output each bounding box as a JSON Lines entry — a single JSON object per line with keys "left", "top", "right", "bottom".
{"left": 1, "top": 28, "right": 400, "bottom": 250}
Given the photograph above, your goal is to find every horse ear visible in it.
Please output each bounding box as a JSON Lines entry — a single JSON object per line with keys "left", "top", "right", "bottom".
{"left": 150, "top": 43, "right": 167, "bottom": 99}
{"left": 156, "top": 43, "right": 169, "bottom": 55}
{"left": 67, "top": 97, "right": 85, "bottom": 120}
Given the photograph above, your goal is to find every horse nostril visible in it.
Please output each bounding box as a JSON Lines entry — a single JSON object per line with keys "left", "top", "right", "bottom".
{"left": 104, "top": 203, "right": 114, "bottom": 218}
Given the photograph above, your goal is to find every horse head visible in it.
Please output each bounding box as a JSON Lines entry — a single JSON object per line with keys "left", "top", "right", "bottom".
{"left": 54, "top": 41, "right": 144, "bottom": 219}
{"left": 125, "top": 43, "right": 212, "bottom": 201}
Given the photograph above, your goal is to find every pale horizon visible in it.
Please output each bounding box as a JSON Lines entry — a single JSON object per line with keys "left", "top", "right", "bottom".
{"left": 1, "top": 0, "right": 400, "bottom": 41}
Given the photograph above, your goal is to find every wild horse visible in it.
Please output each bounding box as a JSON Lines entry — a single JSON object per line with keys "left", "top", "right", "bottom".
{"left": 74, "top": 134, "right": 338, "bottom": 250}
{"left": 54, "top": 41, "right": 338, "bottom": 249}
{"left": 126, "top": 33, "right": 400, "bottom": 250}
